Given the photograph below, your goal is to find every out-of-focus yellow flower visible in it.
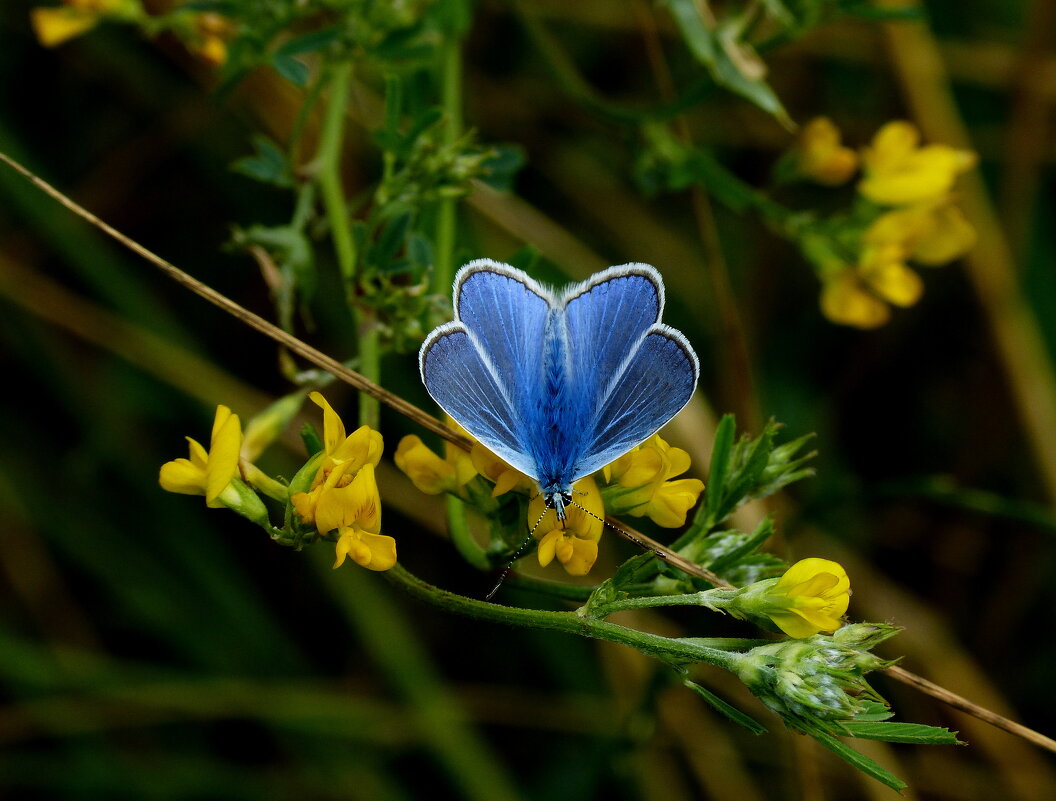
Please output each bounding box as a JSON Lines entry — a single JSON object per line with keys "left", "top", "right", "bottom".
{"left": 527, "top": 476, "right": 604, "bottom": 576}
{"left": 471, "top": 444, "right": 534, "bottom": 497}
{"left": 601, "top": 435, "right": 703, "bottom": 527}
{"left": 792, "top": 117, "right": 859, "bottom": 186}
{"left": 857, "top": 242, "right": 923, "bottom": 308}
{"left": 819, "top": 268, "right": 891, "bottom": 329}
{"left": 30, "top": 0, "right": 131, "bottom": 47}
{"left": 290, "top": 393, "right": 392, "bottom": 570}
{"left": 159, "top": 404, "right": 242, "bottom": 508}
{"left": 759, "top": 558, "right": 851, "bottom": 638}
{"left": 395, "top": 432, "right": 477, "bottom": 496}
{"left": 190, "top": 12, "right": 232, "bottom": 66}
{"left": 859, "top": 121, "right": 976, "bottom": 206}
{"left": 865, "top": 202, "right": 976, "bottom": 267}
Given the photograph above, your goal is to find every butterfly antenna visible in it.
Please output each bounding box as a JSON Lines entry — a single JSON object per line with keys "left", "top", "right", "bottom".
{"left": 485, "top": 507, "right": 549, "bottom": 601}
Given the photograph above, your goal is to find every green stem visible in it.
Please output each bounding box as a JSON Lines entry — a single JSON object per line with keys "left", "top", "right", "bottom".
{"left": 314, "top": 62, "right": 380, "bottom": 429}
{"left": 386, "top": 564, "right": 738, "bottom": 669}
{"left": 316, "top": 62, "right": 356, "bottom": 285}
{"left": 432, "top": 28, "right": 462, "bottom": 294}
{"left": 446, "top": 494, "right": 489, "bottom": 570}
{"left": 589, "top": 588, "right": 735, "bottom": 619}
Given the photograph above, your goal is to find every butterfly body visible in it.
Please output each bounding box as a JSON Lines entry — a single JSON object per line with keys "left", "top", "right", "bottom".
{"left": 420, "top": 260, "right": 699, "bottom": 519}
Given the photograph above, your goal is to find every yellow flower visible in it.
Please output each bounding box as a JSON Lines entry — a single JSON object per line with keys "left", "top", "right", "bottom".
{"left": 190, "top": 12, "right": 233, "bottom": 66}
{"left": 601, "top": 435, "right": 704, "bottom": 527}
{"left": 793, "top": 117, "right": 858, "bottom": 186}
{"left": 819, "top": 268, "right": 891, "bottom": 329}
{"left": 159, "top": 404, "right": 242, "bottom": 508}
{"left": 761, "top": 558, "right": 850, "bottom": 638}
{"left": 527, "top": 476, "right": 604, "bottom": 576}
{"left": 30, "top": 0, "right": 130, "bottom": 48}
{"left": 865, "top": 202, "right": 976, "bottom": 267}
{"left": 857, "top": 242, "right": 923, "bottom": 308}
{"left": 859, "top": 121, "right": 976, "bottom": 206}
{"left": 395, "top": 419, "right": 477, "bottom": 496}
{"left": 322, "top": 464, "right": 395, "bottom": 571}
{"left": 289, "top": 393, "right": 393, "bottom": 570}
{"left": 470, "top": 443, "right": 534, "bottom": 497}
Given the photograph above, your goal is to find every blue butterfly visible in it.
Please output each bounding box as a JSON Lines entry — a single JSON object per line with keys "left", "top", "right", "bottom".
{"left": 420, "top": 259, "right": 699, "bottom": 520}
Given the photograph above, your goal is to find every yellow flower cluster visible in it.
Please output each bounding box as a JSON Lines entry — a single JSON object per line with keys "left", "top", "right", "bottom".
{"left": 30, "top": 1, "right": 231, "bottom": 66}
{"left": 291, "top": 393, "right": 394, "bottom": 571}
{"left": 821, "top": 121, "right": 976, "bottom": 328}
{"left": 792, "top": 118, "right": 977, "bottom": 328}
{"left": 395, "top": 427, "right": 704, "bottom": 577}
{"left": 159, "top": 395, "right": 394, "bottom": 572}
{"left": 528, "top": 477, "right": 604, "bottom": 576}
{"left": 601, "top": 434, "right": 704, "bottom": 528}
{"left": 30, "top": 0, "right": 128, "bottom": 47}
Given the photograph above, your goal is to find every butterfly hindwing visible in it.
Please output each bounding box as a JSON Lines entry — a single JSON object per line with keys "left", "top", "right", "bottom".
{"left": 419, "top": 322, "right": 538, "bottom": 476}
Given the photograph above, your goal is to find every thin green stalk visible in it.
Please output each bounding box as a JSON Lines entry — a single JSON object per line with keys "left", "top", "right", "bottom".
{"left": 314, "top": 62, "right": 380, "bottom": 428}
{"left": 432, "top": 30, "right": 462, "bottom": 294}
{"left": 315, "top": 62, "right": 356, "bottom": 285}
{"left": 386, "top": 563, "right": 739, "bottom": 669}
{"left": 590, "top": 590, "right": 714, "bottom": 617}
{"left": 446, "top": 494, "right": 489, "bottom": 570}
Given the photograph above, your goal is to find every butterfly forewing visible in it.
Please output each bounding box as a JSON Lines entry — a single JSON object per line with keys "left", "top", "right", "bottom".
{"left": 455, "top": 261, "right": 551, "bottom": 414}
{"left": 568, "top": 325, "right": 699, "bottom": 482}
{"left": 561, "top": 265, "right": 664, "bottom": 393}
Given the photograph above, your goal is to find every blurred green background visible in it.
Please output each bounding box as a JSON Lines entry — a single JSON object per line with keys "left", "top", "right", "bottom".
{"left": 1, "top": 0, "right": 1055, "bottom": 799}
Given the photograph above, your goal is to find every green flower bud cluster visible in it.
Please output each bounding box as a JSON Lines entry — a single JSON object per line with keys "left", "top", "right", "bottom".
{"left": 731, "top": 624, "right": 900, "bottom": 722}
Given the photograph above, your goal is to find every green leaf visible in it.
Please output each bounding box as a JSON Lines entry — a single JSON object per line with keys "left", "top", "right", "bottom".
{"left": 708, "top": 516, "right": 775, "bottom": 574}
{"left": 299, "top": 426, "right": 324, "bottom": 461}
{"left": 852, "top": 700, "right": 896, "bottom": 722}
{"left": 797, "top": 724, "right": 908, "bottom": 791}
{"left": 480, "top": 144, "right": 526, "bottom": 192}
{"left": 275, "top": 26, "right": 342, "bottom": 58}
{"left": 230, "top": 135, "right": 292, "bottom": 188}
{"left": 664, "top": 0, "right": 792, "bottom": 127}
{"left": 759, "top": 0, "right": 795, "bottom": 26}
{"left": 369, "top": 210, "right": 414, "bottom": 271}
{"left": 684, "top": 680, "right": 767, "bottom": 734}
{"left": 272, "top": 52, "right": 310, "bottom": 88}
{"left": 839, "top": 721, "right": 964, "bottom": 746}
{"left": 704, "top": 414, "right": 737, "bottom": 523}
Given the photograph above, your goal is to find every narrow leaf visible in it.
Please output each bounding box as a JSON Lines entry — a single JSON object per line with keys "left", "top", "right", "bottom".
{"left": 704, "top": 414, "right": 737, "bottom": 522}
{"left": 684, "top": 681, "right": 767, "bottom": 735}
{"left": 839, "top": 721, "right": 964, "bottom": 746}
{"left": 798, "top": 724, "right": 907, "bottom": 791}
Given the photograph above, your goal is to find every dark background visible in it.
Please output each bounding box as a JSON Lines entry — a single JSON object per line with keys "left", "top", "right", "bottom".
{"left": 1, "top": 1, "right": 1054, "bottom": 799}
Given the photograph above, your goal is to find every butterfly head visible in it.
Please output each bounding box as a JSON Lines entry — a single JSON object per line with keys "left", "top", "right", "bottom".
{"left": 542, "top": 487, "right": 574, "bottom": 523}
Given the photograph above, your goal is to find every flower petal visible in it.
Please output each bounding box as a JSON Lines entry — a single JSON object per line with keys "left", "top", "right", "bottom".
{"left": 159, "top": 458, "right": 206, "bottom": 495}
{"left": 205, "top": 410, "right": 242, "bottom": 507}
{"left": 558, "top": 537, "right": 599, "bottom": 576}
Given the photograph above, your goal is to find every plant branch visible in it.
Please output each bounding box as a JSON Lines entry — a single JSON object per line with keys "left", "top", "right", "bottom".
{"left": 1, "top": 148, "right": 1051, "bottom": 754}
